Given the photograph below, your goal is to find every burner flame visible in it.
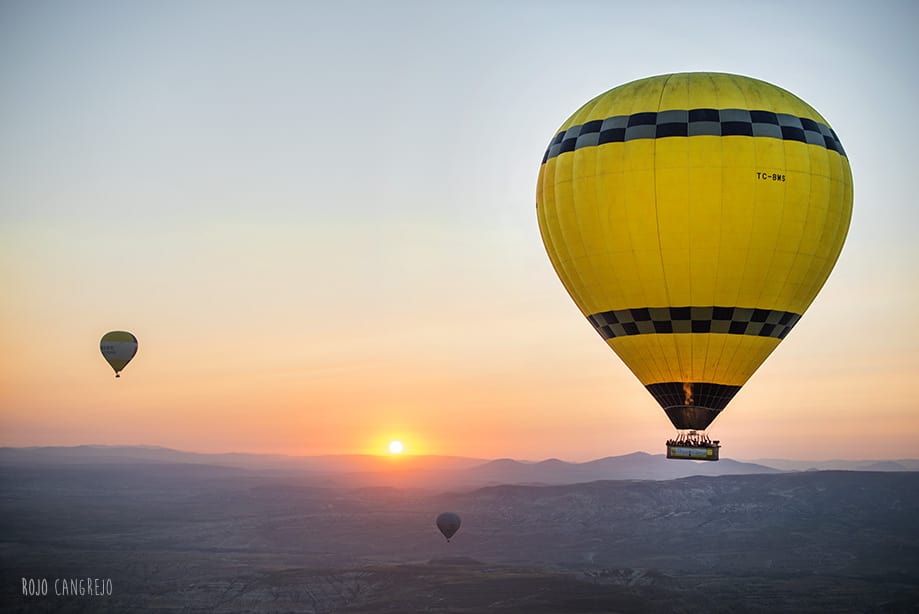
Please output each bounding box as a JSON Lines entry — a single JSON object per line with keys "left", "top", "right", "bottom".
{"left": 682, "top": 382, "right": 694, "bottom": 405}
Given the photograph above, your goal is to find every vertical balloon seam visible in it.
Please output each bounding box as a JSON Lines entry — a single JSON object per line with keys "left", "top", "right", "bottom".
{"left": 709, "top": 74, "right": 729, "bottom": 381}
{"left": 606, "top": 93, "right": 644, "bottom": 385}
{"left": 686, "top": 73, "right": 702, "bottom": 384}
{"left": 591, "top": 98, "right": 614, "bottom": 319}
{"left": 705, "top": 72, "right": 726, "bottom": 384}
{"left": 720, "top": 74, "right": 757, "bottom": 387}
{"left": 775, "top": 93, "right": 808, "bottom": 314}
{"left": 591, "top": 97, "right": 623, "bottom": 350}
{"left": 700, "top": 74, "right": 724, "bottom": 383}
{"left": 685, "top": 74, "right": 705, "bottom": 384}
{"left": 605, "top": 108, "right": 630, "bottom": 317}
{"left": 774, "top": 95, "right": 810, "bottom": 314}
{"left": 636, "top": 80, "right": 665, "bottom": 385}
{"left": 730, "top": 77, "right": 784, "bottom": 392}
{"left": 576, "top": 94, "right": 610, "bottom": 318}
{"left": 805, "top": 144, "right": 839, "bottom": 313}
{"left": 724, "top": 77, "right": 774, "bottom": 388}
{"left": 668, "top": 90, "right": 689, "bottom": 384}
{"left": 555, "top": 153, "right": 591, "bottom": 317}
{"left": 556, "top": 171, "right": 592, "bottom": 318}
{"left": 694, "top": 73, "right": 715, "bottom": 385}
{"left": 748, "top": 75, "right": 786, "bottom": 328}
{"left": 630, "top": 84, "right": 661, "bottom": 386}
{"left": 802, "top": 147, "right": 838, "bottom": 318}
{"left": 732, "top": 73, "right": 758, "bottom": 308}
{"left": 775, "top": 117, "right": 817, "bottom": 320}
{"left": 805, "top": 147, "right": 828, "bottom": 312}
{"left": 557, "top": 130, "right": 593, "bottom": 317}
{"left": 618, "top": 116, "right": 655, "bottom": 382}
{"left": 654, "top": 74, "right": 678, "bottom": 386}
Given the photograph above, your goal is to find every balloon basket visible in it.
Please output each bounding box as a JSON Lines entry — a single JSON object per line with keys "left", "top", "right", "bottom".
{"left": 665, "top": 431, "right": 720, "bottom": 461}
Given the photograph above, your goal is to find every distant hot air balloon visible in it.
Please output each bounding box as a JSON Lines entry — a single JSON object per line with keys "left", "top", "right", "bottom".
{"left": 536, "top": 73, "right": 853, "bottom": 460}
{"left": 436, "top": 512, "right": 461, "bottom": 542}
{"left": 100, "top": 331, "right": 138, "bottom": 378}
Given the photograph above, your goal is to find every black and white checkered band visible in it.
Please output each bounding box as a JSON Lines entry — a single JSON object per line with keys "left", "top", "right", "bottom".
{"left": 588, "top": 306, "right": 801, "bottom": 341}
{"left": 542, "top": 109, "right": 846, "bottom": 164}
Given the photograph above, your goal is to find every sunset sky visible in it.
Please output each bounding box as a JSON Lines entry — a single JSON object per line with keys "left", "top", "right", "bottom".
{"left": 2, "top": 0, "right": 917, "bottom": 461}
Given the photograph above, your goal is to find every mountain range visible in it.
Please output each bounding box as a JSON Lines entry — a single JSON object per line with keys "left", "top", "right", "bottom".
{"left": 2, "top": 445, "right": 917, "bottom": 490}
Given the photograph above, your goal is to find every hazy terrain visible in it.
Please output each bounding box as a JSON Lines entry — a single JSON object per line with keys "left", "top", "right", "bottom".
{"left": 0, "top": 445, "right": 787, "bottom": 490}
{"left": 1, "top": 447, "right": 918, "bottom": 612}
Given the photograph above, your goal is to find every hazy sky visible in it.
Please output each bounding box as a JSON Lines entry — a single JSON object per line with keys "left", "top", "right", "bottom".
{"left": 2, "top": 0, "right": 917, "bottom": 461}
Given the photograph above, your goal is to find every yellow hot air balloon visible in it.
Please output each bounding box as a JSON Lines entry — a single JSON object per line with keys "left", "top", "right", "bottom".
{"left": 100, "top": 331, "right": 138, "bottom": 378}
{"left": 536, "top": 73, "right": 852, "bottom": 459}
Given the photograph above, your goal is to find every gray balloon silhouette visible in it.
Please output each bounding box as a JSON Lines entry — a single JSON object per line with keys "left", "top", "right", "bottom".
{"left": 436, "top": 512, "right": 461, "bottom": 542}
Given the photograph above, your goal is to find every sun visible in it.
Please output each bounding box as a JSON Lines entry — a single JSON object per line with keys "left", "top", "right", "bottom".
{"left": 388, "top": 440, "right": 404, "bottom": 455}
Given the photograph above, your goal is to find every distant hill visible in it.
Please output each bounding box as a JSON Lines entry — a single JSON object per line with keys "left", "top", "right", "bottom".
{"left": 0, "top": 445, "right": 485, "bottom": 473}
{"left": 459, "top": 452, "right": 779, "bottom": 485}
{"left": 750, "top": 457, "right": 919, "bottom": 472}
{"left": 2, "top": 446, "right": 917, "bottom": 492}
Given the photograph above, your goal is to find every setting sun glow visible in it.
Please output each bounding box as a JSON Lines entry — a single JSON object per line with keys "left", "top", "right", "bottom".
{"left": 388, "top": 440, "right": 404, "bottom": 455}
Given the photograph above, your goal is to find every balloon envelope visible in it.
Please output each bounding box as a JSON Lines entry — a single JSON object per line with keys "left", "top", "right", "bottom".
{"left": 100, "top": 331, "right": 138, "bottom": 377}
{"left": 436, "top": 512, "right": 461, "bottom": 541}
{"left": 536, "top": 72, "right": 852, "bottom": 430}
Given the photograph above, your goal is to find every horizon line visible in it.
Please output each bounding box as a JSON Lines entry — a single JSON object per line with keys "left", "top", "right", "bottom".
{"left": 1, "top": 443, "right": 916, "bottom": 465}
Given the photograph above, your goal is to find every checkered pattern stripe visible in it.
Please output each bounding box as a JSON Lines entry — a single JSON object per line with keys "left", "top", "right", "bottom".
{"left": 587, "top": 306, "right": 801, "bottom": 340}
{"left": 542, "top": 109, "right": 846, "bottom": 163}
{"left": 647, "top": 382, "right": 742, "bottom": 412}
